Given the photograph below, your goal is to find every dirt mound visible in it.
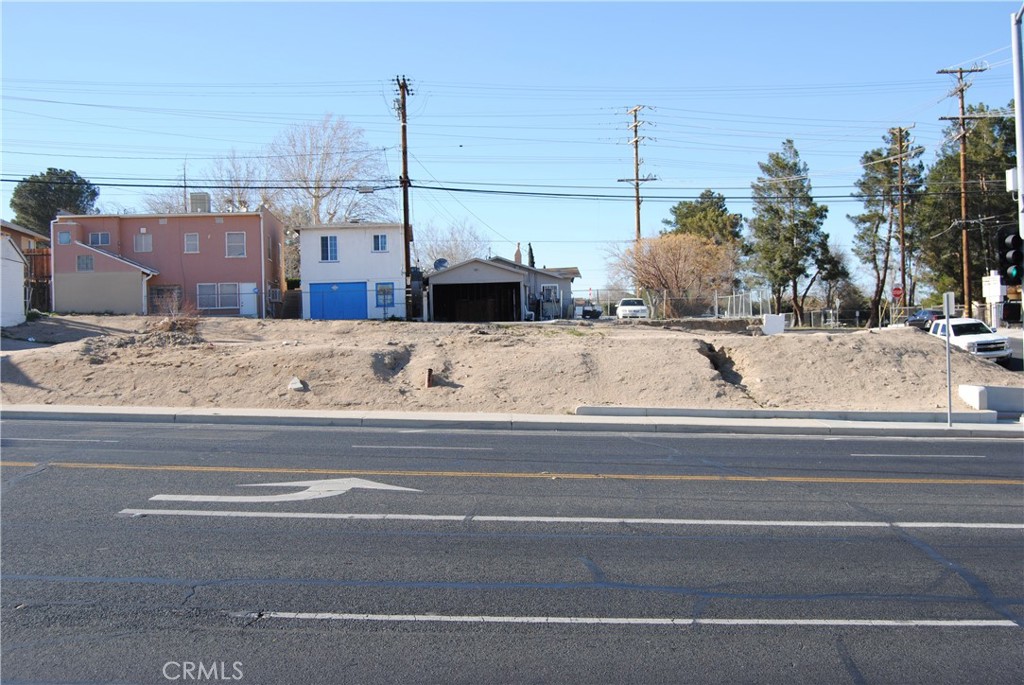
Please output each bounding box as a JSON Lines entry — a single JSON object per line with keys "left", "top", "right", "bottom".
{"left": 1, "top": 315, "right": 1019, "bottom": 414}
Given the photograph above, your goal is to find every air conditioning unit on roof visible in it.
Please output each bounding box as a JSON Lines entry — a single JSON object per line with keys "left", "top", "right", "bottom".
{"left": 189, "top": 192, "right": 212, "bottom": 213}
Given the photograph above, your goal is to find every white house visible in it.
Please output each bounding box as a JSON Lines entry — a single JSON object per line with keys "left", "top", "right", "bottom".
{"left": 427, "top": 255, "right": 579, "bottom": 322}
{"left": 298, "top": 222, "right": 407, "bottom": 320}
{"left": 1, "top": 234, "right": 28, "bottom": 327}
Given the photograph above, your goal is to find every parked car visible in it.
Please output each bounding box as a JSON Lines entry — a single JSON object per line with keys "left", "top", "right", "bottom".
{"left": 905, "top": 308, "right": 944, "bottom": 330}
{"left": 616, "top": 298, "right": 649, "bottom": 319}
{"left": 579, "top": 301, "right": 602, "bottom": 319}
{"left": 927, "top": 318, "right": 1012, "bottom": 361}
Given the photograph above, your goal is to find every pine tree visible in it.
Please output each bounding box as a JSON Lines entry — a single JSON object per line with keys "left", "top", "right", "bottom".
{"left": 748, "top": 140, "right": 829, "bottom": 325}
{"left": 661, "top": 189, "right": 744, "bottom": 247}
{"left": 850, "top": 130, "right": 924, "bottom": 327}
{"left": 10, "top": 168, "right": 99, "bottom": 235}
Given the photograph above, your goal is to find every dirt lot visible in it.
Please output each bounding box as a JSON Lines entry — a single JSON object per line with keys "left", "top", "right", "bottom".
{"left": 1, "top": 314, "right": 1020, "bottom": 414}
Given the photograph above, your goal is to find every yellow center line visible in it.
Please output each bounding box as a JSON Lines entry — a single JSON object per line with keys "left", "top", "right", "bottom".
{"left": 1, "top": 460, "right": 1021, "bottom": 486}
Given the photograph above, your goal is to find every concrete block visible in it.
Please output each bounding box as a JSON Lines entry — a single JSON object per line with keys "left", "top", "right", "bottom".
{"left": 959, "top": 384, "right": 1024, "bottom": 412}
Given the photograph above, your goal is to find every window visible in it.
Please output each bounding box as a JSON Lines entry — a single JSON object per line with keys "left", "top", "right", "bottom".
{"left": 225, "top": 232, "right": 246, "bottom": 257}
{"left": 134, "top": 234, "right": 152, "bottom": 253}
{"left": 76, "top": 255, "right": 94, "bottom": 272}
{"left": 88, "top": 232, "right": 110, "bottom": 247}
{"left": 196, "top": 283, "right": 240, "bottom": 309}
{"left": 375, "top": 282, "right": 395, "bottom": 308}
{"left": 219, "top": 282, "right": 239, "bottom": 308}
{"left": 57, "top": 231, "right": 71, "bottom": 245}
{"left": 320, "top": 235, "right": 338, "bottom": 262}
{"left": 373, "top": 234, "right": 388, "bottom": 252}
{"left": 184, "top": 233, "right": 199, "bottom": 254}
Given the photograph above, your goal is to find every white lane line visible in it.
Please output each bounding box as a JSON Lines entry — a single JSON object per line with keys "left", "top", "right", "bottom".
{"left": 352, "top": 445, "right": 494, "bottom": 451}
{"left": 236, "top": 612, "right": 1020, "bottom": 628}
{"left": 4, "top": 437, "right": 120, "bottom": 443}
{"left": 118, "top": 509, "right": 1024, "bottom": 530}
{"left": 850, "top": 453, "right": 986, "bottom": 459}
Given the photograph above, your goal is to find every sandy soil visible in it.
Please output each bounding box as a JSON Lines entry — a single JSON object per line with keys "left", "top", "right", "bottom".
{"left": 1, "top": 314, "right": 1020, "bottom": 414}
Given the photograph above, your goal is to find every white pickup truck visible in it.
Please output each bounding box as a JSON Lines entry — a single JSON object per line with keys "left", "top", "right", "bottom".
{"left": 927, "top": 317, "right": 1012, "bottom": 362}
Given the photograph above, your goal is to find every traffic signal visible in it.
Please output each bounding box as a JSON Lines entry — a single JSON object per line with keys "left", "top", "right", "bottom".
{"left": 997, "top": 226, "right": 1023, "bottom": 286}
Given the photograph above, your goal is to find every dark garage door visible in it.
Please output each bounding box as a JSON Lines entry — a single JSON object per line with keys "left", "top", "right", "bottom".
{"left": 432, "top": 282, "right": 520, "bottom": 322}
{"left": 309, "top": 282, "right": 367, "bottom": 320}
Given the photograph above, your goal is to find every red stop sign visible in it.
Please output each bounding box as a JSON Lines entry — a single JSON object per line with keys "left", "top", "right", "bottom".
{"left": 892, "top": 286, "right": 904, "bottom": 299}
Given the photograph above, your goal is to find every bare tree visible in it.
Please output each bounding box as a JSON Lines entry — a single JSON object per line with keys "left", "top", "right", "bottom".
{"left": 143, "top": 187, "right": 187, "bottom": 214}
{"left": 267, "top": 114, "right": 396, "bottom": 224}
{"left": 209, "top": 149, "right": 278, "bottom": 212}
{"left": 609, "top": 234, "right": 737, "bottom": 316}
{"left": 413, "top": 218, "right": 491, "bottom": 273}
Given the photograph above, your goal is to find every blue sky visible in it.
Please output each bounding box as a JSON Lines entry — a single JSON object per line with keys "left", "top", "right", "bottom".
{"left": 0, "top": 1, "right": 1015, "bottom": 294}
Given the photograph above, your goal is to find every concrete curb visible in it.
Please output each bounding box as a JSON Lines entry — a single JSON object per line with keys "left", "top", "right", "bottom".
{"left": 1, "top": 404, "right": 1021, "bottom": 439}
{"left": 576, "top": 405, "right": 1002, "bottom": 424}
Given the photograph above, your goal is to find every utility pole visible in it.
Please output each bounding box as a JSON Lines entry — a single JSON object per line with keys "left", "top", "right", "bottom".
{"left": 938, "top": 66, "right": 987, "bottom": 317}
{"left": 617, "top": 106, "right": 655, "bottom": 295}
{"left": 890, "top": 125, "right": 913, "bottom": 308}
{"left": 624, "top": 106, "right": 656, "bottom": 242}
{"left": 396, "top": 76, "right": 413, "bottom": 319}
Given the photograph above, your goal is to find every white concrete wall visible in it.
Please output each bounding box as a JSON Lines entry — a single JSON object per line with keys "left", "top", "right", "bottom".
{"left": 1, "top": 237, "right": 27, "bottom": 327}
{"left": 299, "top": 224, "right": 406, "bottom": 319}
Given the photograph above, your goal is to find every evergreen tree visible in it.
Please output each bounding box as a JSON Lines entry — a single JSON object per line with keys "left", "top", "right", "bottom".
{"left": 527, "top": 242, "right": 535, "bottom": 268}
{"left": 661, "top": 189, "right": 744, "bottom": 246}
{"left": 849, "top": 129, "right": 925, "bottom": 327}
{"left": 748, "top": 140, "right": 829, "bottom": 325}
{"left": 10, "top": 168, "right": 99, "bottom": 235}
{"left": 915, "top": 102, "right": 1015, "bottom": 304}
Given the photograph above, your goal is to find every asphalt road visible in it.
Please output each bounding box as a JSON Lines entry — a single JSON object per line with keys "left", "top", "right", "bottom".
{"left": 2, "top": 420, "right": 1022, "bottom": 684}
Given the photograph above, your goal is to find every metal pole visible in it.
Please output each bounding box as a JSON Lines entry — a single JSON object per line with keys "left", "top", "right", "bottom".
{"left": 943, "top": 291, "right": 954, "bottom": 427}
{"left": 1014, "top": 7, "right": 1024, "bottom": 239}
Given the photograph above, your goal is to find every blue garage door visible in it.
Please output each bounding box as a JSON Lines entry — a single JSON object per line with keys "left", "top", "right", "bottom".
{"left": 310, "top": 282, "right": 367, "bottom": 320}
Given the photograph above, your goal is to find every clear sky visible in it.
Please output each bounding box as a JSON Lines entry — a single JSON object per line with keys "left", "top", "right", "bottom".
{"left": 0, "top": 1, "right": 1015, "bottom": 295}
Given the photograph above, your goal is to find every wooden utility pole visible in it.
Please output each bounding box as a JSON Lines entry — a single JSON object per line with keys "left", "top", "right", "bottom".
{"left": 890, "top": 126, "right": 911, "bottom": 308}
{"left": 629, "top": 106, "right": 643, "bottom": 243}
{"left": 617, "top": 106, "right": 655, "bottom": 295}
{"left": 938, "top": 66, "right": 987, "bottom": 317}
{"left": 396, "top": 76, "right": 413, "bottom": 319}
{"left": 618, "top": 106, "right": 655, "bottom": 243}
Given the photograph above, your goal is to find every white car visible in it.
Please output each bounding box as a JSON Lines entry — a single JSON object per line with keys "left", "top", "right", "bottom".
{"left": 616, "top": 298, "right": 649, "bottom": 319}
{"left": 927, "top": 317, "right": 1012, "bottom": 361}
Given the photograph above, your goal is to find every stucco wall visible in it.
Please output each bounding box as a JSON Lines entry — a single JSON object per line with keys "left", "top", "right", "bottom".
{"left": 428, "top": 261, "right": 524, "bottom": 286}
{"left": 299, "top": 224, "right": 406, "bottom": 319}
{"left": 1, "top": 238, "right": 27, "bottom": 327}
{"left": 52, "top": 212, "right": 276, "bottom": 317}
{"left": 53, "top": 271, "right": 145, "bottom": 315}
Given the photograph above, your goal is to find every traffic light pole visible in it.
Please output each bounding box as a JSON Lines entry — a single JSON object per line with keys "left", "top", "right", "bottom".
{"left": 1013, "top": 5, "right": 1024, "bottom": 239}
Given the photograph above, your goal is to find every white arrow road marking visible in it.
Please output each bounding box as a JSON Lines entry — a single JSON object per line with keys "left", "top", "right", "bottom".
{"left": 149, "top": 478, "right": 420, "bottom": 504}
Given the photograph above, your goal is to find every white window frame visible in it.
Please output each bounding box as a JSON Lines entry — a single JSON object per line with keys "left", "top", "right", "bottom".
{"left": 134, "top": 233, "right": 153, "bottom": 253}
{"left": 225, "top": 232, "right": 246, "bottom": 258}
{"left": 88, "top": 232, "right": 110, "bottom": 247}
{"left": 184, "top": 233, "right": 200, "bottom": 254}
{"left": 76, "top": 255, "right": 94, "bottom": 272}
{"left": 196, "top": 282, "right": 241, "bottom": 309}
{"left": 372, "top": 234, "right": 388, "bottom": 253}
{"left": 320, "top": 235, "right": 338, "bottom": 262}
{"left": 375, "top": 282, "right": 395, "bottom": 308}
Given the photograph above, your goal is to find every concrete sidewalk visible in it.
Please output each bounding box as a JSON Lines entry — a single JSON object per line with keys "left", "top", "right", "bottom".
{"left": 1, "top": 404, "right": 1021, "bottom": 439}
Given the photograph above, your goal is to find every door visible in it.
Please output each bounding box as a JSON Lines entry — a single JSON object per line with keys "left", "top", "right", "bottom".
{"left": 309, "top": 282, "right": 368, "bottom": 320}
{"left": 239, "top": 283, "right": 258, "bottom": 317}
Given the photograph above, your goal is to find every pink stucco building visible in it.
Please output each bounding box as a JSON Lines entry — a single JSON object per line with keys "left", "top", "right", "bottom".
{"left": 50, "top": 207, "right": 285, "bottom": 318}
